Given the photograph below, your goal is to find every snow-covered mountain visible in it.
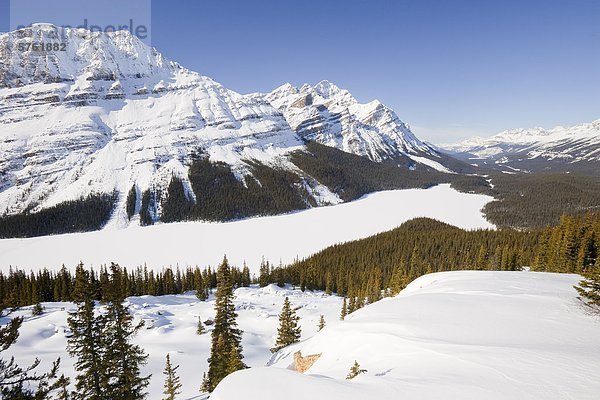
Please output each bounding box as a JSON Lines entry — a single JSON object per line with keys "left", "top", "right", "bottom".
{"left": 0, "top": 24, "right": 323, "bottom": 224}
{"left": 0, "top": 24, "right": 463, "bottom": 233}
{"left": 264, "top": 81, "right": 453, "bottom": 172}
{"left": 442, "top": 120, "right": 600, "bottom": 172}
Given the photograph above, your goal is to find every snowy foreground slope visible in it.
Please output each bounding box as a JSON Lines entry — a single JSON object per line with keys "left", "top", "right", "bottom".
{"left": 4, "top": 284, "right": 343, "bottom": 399}
{"left": 214, "top": 272, "right": 600, "bottom": 400}
{"left": 0, "top": 184, "right": 493, "bottom": 273}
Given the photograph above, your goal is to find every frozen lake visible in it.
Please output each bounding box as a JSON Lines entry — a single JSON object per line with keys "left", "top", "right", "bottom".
{"left": 0, "top": 184, "right": 494, "bottom": 273}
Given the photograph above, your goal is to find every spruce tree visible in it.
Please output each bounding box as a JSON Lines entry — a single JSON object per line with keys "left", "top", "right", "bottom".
{"left": 194, "top": 270, "right": 207, "bottom": 301}
{"left": 162, "top": 353, "right": 182, "bottom": 400}
{"left": 340, "top": 297, "right": 347, "bottom": 320}
{"left": 200, "top": 373, "right": 210, "bottom": 393}
{"left": 55, "top": 374, "right": 71, "bottom": 400}
{"left": 259, "top": 259, "right": 270, "bottom": 287}
{"left": 226, "top": 346, "right": 245, "bottom": 374}
{"left": 205, "top": 256, "right": 245, "bottom": 392}
{"left": 31, "top": 302, "right": 43, "bottom": 316}
{"left": 197, "top": 317, "right": 206, "bottom": 335}
{"left": 318, "top": 315, "right": 326, "bottom": 331}
{"left": 101, "top": 263, "right": 150, "bottom": 400}
{"left": 346, "top": 360, "right": 367, "bottom": 380}
{"left": 271, "top": 297, "right": 301, "bottom": 353}
{"left": 67, "top": 263, "right": 106, "bottom": 400}
{"left": 575, "top": 265, "right": 600, "bottom": 307}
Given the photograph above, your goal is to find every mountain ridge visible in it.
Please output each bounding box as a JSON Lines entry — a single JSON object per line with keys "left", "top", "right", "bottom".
{"left": 441, "top": 119, "right": 600, "bottom": 173}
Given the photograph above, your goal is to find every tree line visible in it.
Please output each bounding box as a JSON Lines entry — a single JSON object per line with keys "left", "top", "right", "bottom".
{"left": 0, "top": 193, "right": 117, "bottom": 239}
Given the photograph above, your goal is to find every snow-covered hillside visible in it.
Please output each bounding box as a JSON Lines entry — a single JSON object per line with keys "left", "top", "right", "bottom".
{"left": 264, "top": 81, "right": 451, "bottom": 171}
{"left": 3, "top": 284, "right": 343, "bottom": 399}
{"left": 213, "top": 271, "right": 600, "bottom": 400}
{"left": 0, "top": 184, "right": 494, "bottom": 273}
{"left": 442, "top": 120, "right": 600, "bottom": 172}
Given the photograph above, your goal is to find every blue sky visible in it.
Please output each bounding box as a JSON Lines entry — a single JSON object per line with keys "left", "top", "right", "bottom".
{"left": 1, "top": 0, "right": 599, "bottom": 143}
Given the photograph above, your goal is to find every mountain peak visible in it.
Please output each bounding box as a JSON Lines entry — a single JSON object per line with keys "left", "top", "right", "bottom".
{"left": 265, "top": 80, "right": 444, "bottom": 168}
{"left": 0, "top": 23, "right": 178, "bottom": 88}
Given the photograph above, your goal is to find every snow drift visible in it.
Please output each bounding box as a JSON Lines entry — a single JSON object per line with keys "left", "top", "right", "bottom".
{"left": 212, "top": 271, "right": 600, "bottom": 400}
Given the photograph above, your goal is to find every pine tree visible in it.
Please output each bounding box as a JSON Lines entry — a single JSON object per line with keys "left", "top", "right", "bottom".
{"left": 318, "top": 315, "right": 326, "bottom": 331}
{"left": 200, "top": 372, "right": 210, "bottom": 393}
{"left": 575, "top": 265, "right": 600, "bottom": 307}
{"left": 67, "top": 263, "right": 106, "bottom": 400}
{"left": 205, "top": 256, "right": 245, "bottom": 392}
{"left": 271, "top": 297, "right": 301, "bottom": 353}
{"left": 259, "top": 259, "right": 270, "bottom": 287}
{"left": 346, "top": 360, "right": 367, "bottom": 380}
{"left": 55, "top": 374, "right": 71, "bottom": 400}
{"left": 31, "top": 302, "right": 43, "bottom": 316}
{"left": 197, "top": 317, "right": 206, "bottom": 335}
{"left": 162, "top": 353, "right": 182, "bottom": 400}
{"left": 340, "top": 297, "right": 347, "bottom": 320}
{"left": 101, "top": 263, "right": 150, "bottom": 400}
{"left": 226, "top": 346, "right": 245, "bottom": 374}
{"left": 194, "top": 270, "right": 207, "bottom": 301}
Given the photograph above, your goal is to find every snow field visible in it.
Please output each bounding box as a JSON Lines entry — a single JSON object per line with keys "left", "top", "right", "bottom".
{"left": 214, "top": 271, "right": 600, "bottom": 400}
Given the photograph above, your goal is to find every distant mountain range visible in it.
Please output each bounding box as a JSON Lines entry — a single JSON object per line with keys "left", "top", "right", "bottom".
{"left": 441, "top": 120, "right": 600, "bottom": 173}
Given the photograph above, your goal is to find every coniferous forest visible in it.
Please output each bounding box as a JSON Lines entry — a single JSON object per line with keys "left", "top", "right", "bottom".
{"left": 1, "top": 212, "right": 599, "bottom": 309}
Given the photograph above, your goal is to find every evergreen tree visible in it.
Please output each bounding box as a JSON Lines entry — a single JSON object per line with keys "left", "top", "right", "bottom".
{"left": 318, "top": 315, "right": 326, "bottom": 331}
{"left": 194, "top": 270, "right": 207, "bottom": 301}
{"left": 197, "top": 317, "right": 206, "bottom": 335}
{"left": 67, "top": 263, "right": 106, "bottom": 400}
{"left": 241, "top": 264, "right": 251, "bottom": 287}
{"left": 575, "top": 265, "right": 600, "bottom": 307}
{"left": 346, "top": 360, "right": 367, "bottom": 380}
{"left": 271, "top": 297, "right": 301, "bottom": 353}
{"left": 101, "top": 263, "right": 150, "bottom": 400}
{"left": 199, "top": 373, "right": 210, "bottom": 394}
{"left": 258, "top": 259, "right": 270, "bottom": 287}
{"left": 31, "top": 302, "right": 43, "bottom": 316}
{"left": 55, "top": 374, "right": 71, "bottom": 400}
{"left": 162, "top": 353, "right": 182, "bottom": 400}
{"left": 340, "top": 297, "right": 347, "bottom": 321}
{"left": 226, "top": 346, "right": 245, "bottom": 374}
{"left": 205, "top": 256, "right": 245, "bottom": 392}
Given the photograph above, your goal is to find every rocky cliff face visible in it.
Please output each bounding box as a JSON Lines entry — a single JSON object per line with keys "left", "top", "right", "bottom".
{"left": 265, "top": 81, "right": 449, "bottom": 171}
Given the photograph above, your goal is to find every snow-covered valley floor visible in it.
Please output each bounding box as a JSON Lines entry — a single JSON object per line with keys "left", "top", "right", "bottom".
{"left": 214, "top": 271, "right": 600, "bottom": 400}
{"left": 0, "top": 184, "right": 493, "bottom": 273}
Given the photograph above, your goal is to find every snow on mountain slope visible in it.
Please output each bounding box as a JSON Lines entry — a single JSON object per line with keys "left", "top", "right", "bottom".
{"left": 213, "top": 271, "right": 600, "bottom": 400}
{"left": 0, "top": 184, "right": 493, "bottom": 273}
{"left": 0, "top": 24, "right": 308, "bottom": 223}
{"left": 264, "top": 81, "right": 451, "bottom": 171}
{"left": 442, "top": 120, "right": 600, "bottom": 171}
{"left": 3, "top": 284, "right": 343, "bottom": 399}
